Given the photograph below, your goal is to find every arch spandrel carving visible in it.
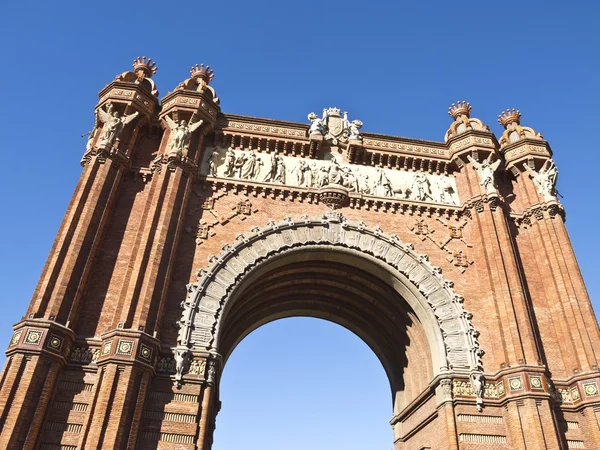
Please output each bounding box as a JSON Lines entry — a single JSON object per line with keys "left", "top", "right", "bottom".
{"left": 176, "top": 212, "right": 484, "bottom": 381}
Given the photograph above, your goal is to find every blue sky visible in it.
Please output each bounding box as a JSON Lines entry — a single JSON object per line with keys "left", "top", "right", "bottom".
{"left": 0, "top": 1, "right": 598, "bottom": 448}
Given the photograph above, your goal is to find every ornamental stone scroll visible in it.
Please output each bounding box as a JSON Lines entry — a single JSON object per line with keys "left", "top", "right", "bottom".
{"left": 176, "top": 213, "right": 485, "bottom": 378}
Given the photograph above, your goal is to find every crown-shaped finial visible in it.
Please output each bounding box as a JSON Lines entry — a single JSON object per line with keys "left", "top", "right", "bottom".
{"left": 132, "top": 56, "right": 158, "bottom": 78}
{"left": 190, "top": 64, "right": 215, "bottom": 84}
{"left": 498, "top": 109, "right": 521, "bottom": 127}
{"left": 448, "top": 101, "right": 472, "bottom": 120}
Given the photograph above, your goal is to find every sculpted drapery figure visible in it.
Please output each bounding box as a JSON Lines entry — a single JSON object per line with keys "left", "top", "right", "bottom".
{"left": 411, "top": 172, "right": 433, "bottom": 202}
{"left": 373, "top": 168, "right": 393, "bottom": 197}
{"left": 164, "top": 116, "right": 204, "bottom": 156}
{"left": 327, "top": 156, "right": 344, "bottom": 185}
{"left": 97, "top": 103, "right": 139, "bottom": 150}
{"left": 274, "top": 156, "right": 286, "bottom": 183}
{"left": 467, "top": 155, "right": 501, "bottom": 195}
{"left": 207, "top": 150, "right": 219, "bottom": 177}
{"left": 240, "top": 149, "right": 258, "bottom": 179}
{"left": 523, "top": 160, "right": 558, "bottom": 201}
{"left": 223, "top": 146, "right": 236, "bottom": 177}
{"left": 264, "top": 151, "right": 279, "bottom": 182}
{"left": 436, "top": 176, "right": 456, "bottom": 205}
{"left": 292, "top": 159, "right": 309, "bottom": 186}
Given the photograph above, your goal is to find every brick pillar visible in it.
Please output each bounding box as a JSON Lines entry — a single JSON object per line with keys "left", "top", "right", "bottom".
{"left": 448, "top": 126, "right": 542, "bottom": 369}
{"left": 498, "top": 109, "right": 600, "bottom": 376}
{"left": 27, "top": 69, "right": 158, "bottom": 329}
{"left": 509, "top": 398, "right": 561, "bottom": 450}
{"left": 81, "top": 330, "right": 155, "bottom": 449}
{"left": 85, "top": 66, "right": 220, "bottom": 449}
{"left": 197, "top": 358, "right": 220, "bottom": 450}
{"left": 0, "top": 58, "right": 160, "bottom": 449}
{"left": 108, "top": 66, "right": 220, "bottom": 337}
{"left": 0, "top": 321, "right": 72, "bottom": 449}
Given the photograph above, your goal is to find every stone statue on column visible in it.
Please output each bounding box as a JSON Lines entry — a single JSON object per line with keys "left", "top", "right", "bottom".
{"left": 467, "top": 155, "right": 501, "bottom": 195}
{"left": 97, "top": 103, "right": 139, "bottom": 150}
{"left": 164, "top": 116, "right": 204, "bottom": 156}
{"left": 523, "top": 160, "right": 558, "bottom": 202}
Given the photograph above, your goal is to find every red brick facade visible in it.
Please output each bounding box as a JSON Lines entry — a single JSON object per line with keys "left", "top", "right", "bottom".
{"left": 0, "top": 58, "right": 599, "bottom": 449}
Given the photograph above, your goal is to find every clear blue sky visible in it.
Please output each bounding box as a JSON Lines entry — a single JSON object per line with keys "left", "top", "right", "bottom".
{"left": 0, "top": 1, "right": 598, "bottom": 449}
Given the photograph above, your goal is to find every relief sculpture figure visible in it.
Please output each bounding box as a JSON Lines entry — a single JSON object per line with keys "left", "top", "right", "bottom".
{"left": 223, "top": 146, "right": 236, "bottom": 177}
{"left": 240, "top": 149, "right": 258, "bottom": 179}
{"left": 411, "top": 172, "right": 434, "bottom": 202}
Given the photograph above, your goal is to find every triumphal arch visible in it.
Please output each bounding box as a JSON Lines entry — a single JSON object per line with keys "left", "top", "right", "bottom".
{"left": 1, "top": 57, "right": 599, "bottom": 449}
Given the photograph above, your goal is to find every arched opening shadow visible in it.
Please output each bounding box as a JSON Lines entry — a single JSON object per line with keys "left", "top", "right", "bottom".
{"left": 214, "top": 318, "right": 393, "bottom": 450}
{"left": 213, "top": 249, "right": 438, "bottom": 418}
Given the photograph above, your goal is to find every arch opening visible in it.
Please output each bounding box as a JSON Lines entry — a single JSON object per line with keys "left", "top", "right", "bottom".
{"left": 214, "top": 317, "right": 393, "bottom": 450}
{"left": 177, "top": 214, "right": 483, "bottom": 414}
{"left": 216, "top": 248, "right": 435, "bottom": 409}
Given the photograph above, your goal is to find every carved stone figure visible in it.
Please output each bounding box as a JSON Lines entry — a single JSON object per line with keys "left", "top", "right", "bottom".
{"left": 207, "top": 359, "right": 217, "bottom": 384}
{"left": 233, "top": 154, "right": 246, "bottom": 178}
{"left": 292, "top": 159, "right": 308, "bottom": 186}
{"left": 307, "top": 112, "right": 324, "bottom": 135}
{"left": 97, "top": 104, "right": 139, "bottom": 150}
{"left": 188, "top": 359, "right": 206, "bottom": 376}
{"left": 470, "top": 372, "right": 486, "bottom": 411}
{"left": 523, "top": 160, "right": 558, "bottom": 202}
{"left": 317, "top": 166, "right": 329, "bottom": 187}
{"left": 348, "top": 120, "right": 363, "bottom": 141}
{"left": 208, "top": 150, "right": 219, "bottom": 177}
{"left": 316, "top": 107, "right": 363, "bottom": 145}
{"left": 240, "top": 149, "right": 258, "bottom": 179}
{"left": 223, "top": 146, "right": 236, "bottom": 177}
{"left": 164, "top": 116, "right": 204, "bottom": 156}
{"left": 263, "top": 152, "right": 279, "bottom": 182}
{"left": 436, "top": 176, "right": 456, "bottom": 205}
{"left": 373, "top": 169, "right": 393, "bottom": 197}
{"left": 467, "top": 155, "right": 501, "bottom": 195}
{"left": 85, "top": 109, "right": 100, "bottom": 152}
{"left": 358, "top": 173, "right": 371, "bottom": 194}
{"left": 174, "top": 347, "right": 190, "bottom": 387}
{"left": 306, "top": 163, "right": 318, "bottom": 187}
{"left": 176, "top": 298, "right": 195, "bottom": 346}
{"left": 252, "top": 157, "right": 263, "bottom": 180}
{"left": 411, "top": 172, "right": 433, "bottom": 202}
{"left": 274, "top": 156, "right": 286, "bottom": 183}
{"left": 341, "top": 167, "right": 358, "bottom": 192}
{"left": 327, "top": 157, "right": 343, "bottom": 185}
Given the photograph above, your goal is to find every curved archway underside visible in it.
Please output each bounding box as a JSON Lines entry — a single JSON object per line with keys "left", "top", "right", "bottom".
{"left": 177, "top": 212, "right": 483, "bottom": 383}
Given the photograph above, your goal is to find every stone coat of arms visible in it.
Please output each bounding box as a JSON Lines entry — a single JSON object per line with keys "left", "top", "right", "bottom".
{"left": 308, "top": 107, "right": 362, "bottom": 144}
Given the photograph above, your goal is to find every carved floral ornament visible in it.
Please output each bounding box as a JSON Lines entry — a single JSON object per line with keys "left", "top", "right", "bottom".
{"left": 176, "top": 213, "right": 484, "bottom": 381}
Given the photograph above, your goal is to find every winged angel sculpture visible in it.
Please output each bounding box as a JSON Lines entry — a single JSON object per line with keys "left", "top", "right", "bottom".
{"left": 467, "top": 155, "right": 501, "bottom": 195}
{"left": 164, "top": 116, "right": 204, "bottom": 156}
{"left": 97, "top": 104, "right": 139, "bottom": 150}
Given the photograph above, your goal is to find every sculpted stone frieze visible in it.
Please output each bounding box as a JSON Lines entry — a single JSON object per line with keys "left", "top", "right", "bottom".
{"left": 201, "top": 147, "right": 460, "bottom": 206}
{"left": 176, "top": 213, "right": 483, "bottom": 383}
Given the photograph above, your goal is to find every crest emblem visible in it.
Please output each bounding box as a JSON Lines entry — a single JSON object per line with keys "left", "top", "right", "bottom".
{"left": 307, "top": 107, "right": 363, "bottom": 145}
{"left": 323, "top": 107, "right": 348, "bottom": 144}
